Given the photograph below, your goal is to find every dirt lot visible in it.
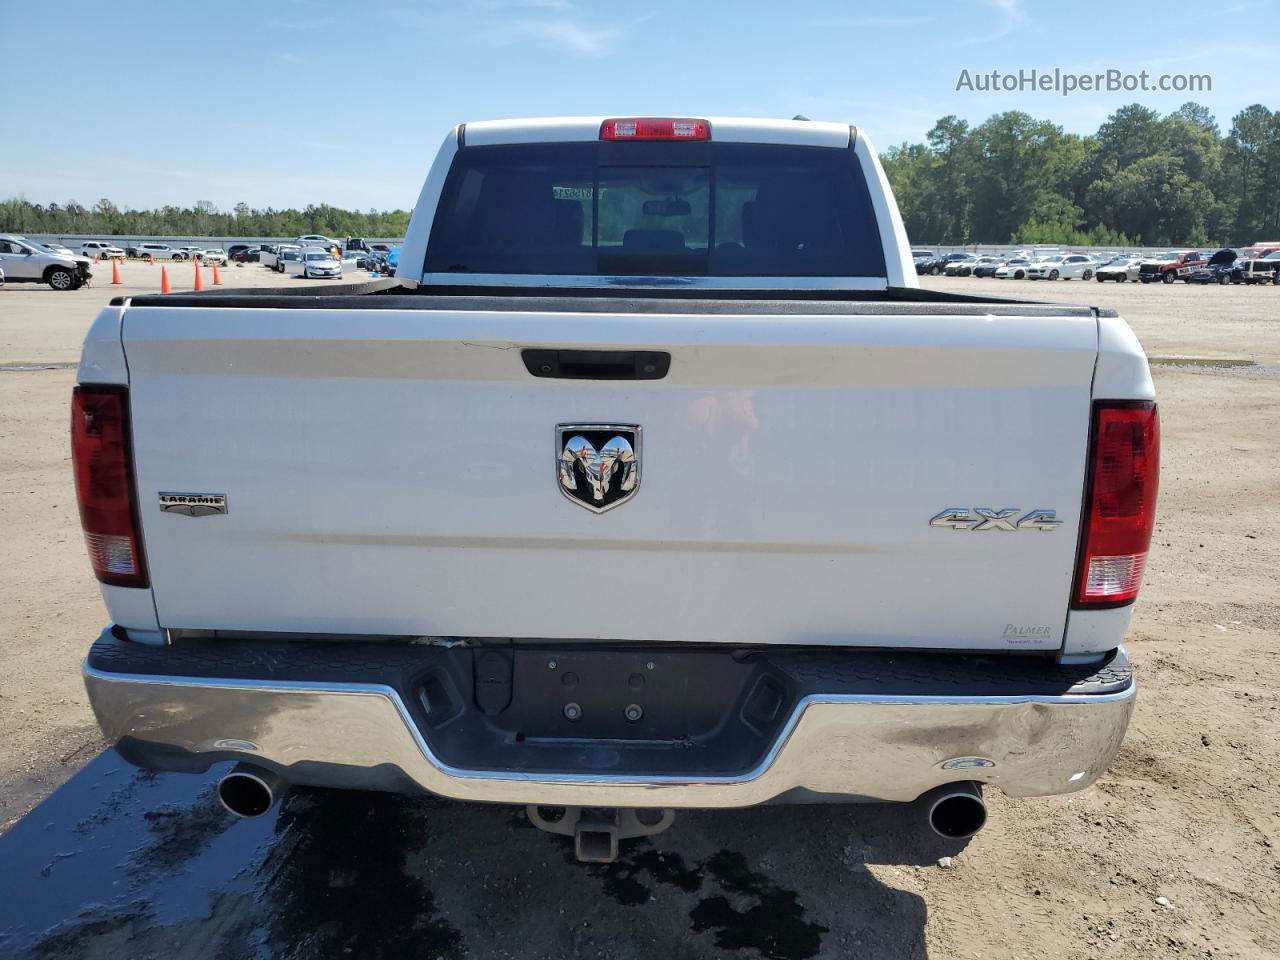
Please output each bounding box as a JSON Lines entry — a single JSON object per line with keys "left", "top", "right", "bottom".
{"left": 0, "top": 262, "right": 336, "bottom": 818}
{"left": 1, "top": 267, "right": 1277, "bottom": 958}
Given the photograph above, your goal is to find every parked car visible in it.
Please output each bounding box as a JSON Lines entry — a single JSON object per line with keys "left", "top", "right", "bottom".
{"left": 369, "top": 243, "right": 392, "bottom": 252}
{"left": 285, "top": 248, "right": 342, "bottom": 279}
{"left": 126, "top": 242, "right": 184, "bottom": 261}
{"left": 227, "top": 244, "right": 259, "bottom": 260}
{"left": 81, "top": 241, "right": 126, "bottom": 260}
{"left": 0, "top": 234, "right": 93, "bottom": 289}
{"left": 42, "top": 241, "right": 76, "bottom": 256}
{"left": 1137, "top": 250, "right": 1205, "bottom": 283}
{"left": 273, "top": 247, "right": 303, "bottom": 273}
{"left": 1237, "top": 257, "right": 1280, "bottom": 285}
{"left": 1025, "top": 254, "right": 1094, "bottom": 280}
{"left": 1238, "top": 243, "right": 1280, "bottom": 259}
{"left": 933, "top": 253, "right": 971, "bottom": 275}
{"left": 993, "top": 258, "right": 1031, "bottom": 279}
{"left": 1094, "top": 257, "right": 1144, "bottom": 282}
{"left": 74, "top": 115, "right": 1152, "bottom": 863}
{"left": 970, "top": 256, "right": 1006, "bottom": 278}
{"left": 1186, "top": 249, "right": 1242, "bottom": 285}
{"left": 231, "top": 247, "right": 262, "bottom": 263}
{"left": 296, "top": 234, "right": 339, "bottom": 248}
{"left": 174, "top": 246, "right": 207, "bottom": 261}
{"left": 918, "top": 252, "right": 969, "bottom": 276}
{"left": 944, "top": 256, "right": 980, "bottom": 277}
{"left": 264, "top": 245, "right": 296, "bottom": 272}
{"left": 201, "top": 249, "right": 229, "bottom": 266}
{"left": 345, "top": 237, "right": 371, "bottom": 252}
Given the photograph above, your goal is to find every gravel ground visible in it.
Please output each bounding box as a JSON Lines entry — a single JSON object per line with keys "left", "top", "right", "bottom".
{"left": 0, "top": 270, "right": 1277, "bottom": 959}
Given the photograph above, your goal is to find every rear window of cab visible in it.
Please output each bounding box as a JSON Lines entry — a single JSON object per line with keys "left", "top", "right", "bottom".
{"left": 424, "top": 141, "right": 887, "bottom": 278}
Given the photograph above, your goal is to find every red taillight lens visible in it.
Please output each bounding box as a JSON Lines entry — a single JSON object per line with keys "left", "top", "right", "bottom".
{"left": 71, "top": 386, "right": 148, "bottom": 588}
{"left": 600, "top": 117, "right": 711, "bottom": 141}
{"left": 1073, "top": 401, "right": 1159, "bottom": 608}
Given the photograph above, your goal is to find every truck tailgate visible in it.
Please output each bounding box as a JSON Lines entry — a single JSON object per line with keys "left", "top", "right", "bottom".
{"left": 121, "top": 303, "right": 1097, "bottom": 651}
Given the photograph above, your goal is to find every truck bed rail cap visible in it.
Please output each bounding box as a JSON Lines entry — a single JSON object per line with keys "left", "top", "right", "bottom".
{"left": 461, "top": 116, "right": 852, "bottom": 148}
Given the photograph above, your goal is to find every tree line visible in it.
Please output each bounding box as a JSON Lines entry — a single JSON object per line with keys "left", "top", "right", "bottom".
{"left": 3, "top": 101, "right": 1278, "bottom": 247}
{"left": 882, "top": 101, "right": 1280, "bottom": 246}
{"left": 0, "top": 198, "right": 411, "bottom": 240}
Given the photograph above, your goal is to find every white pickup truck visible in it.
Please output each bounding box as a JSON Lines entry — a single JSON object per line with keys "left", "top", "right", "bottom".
{"left": 75, "top": 117, "right": 1155, "bottom": 861}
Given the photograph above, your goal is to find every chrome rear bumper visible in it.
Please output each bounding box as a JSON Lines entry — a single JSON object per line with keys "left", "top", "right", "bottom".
{"left": 83, "top": 632, "right": 1135, "bottom": 808}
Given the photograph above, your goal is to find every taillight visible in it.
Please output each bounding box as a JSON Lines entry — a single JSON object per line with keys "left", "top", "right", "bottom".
{"left": 1073, "top": 401, "right": 1159, "bottom": 608}
{"left": 600, "top": 117, "right": 711, "bottom": 141}
{"left": 71, "top": 385, "right": 148, "bottom": 588}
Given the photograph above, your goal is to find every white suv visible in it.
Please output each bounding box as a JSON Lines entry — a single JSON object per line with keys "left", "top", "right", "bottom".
{"left": 1025, "top": 254, "right": 1095, "bottom": 280}
{"left": 0, "top": 234, "right": 93, "bottom": 290}
{"left": 81, "top": 241, "right": 126, "bottom": 260}
{"left": 273, "top": 247, "right": 304, "bottom": 273}
{"left": 128, "top": 242, "right": 184, "bottom": 261}
{"left": 257, "top": 244, "right": 283, "bottom": 269}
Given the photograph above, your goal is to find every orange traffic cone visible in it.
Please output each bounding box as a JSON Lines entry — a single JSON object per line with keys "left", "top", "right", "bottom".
{"left": 193, "top": 260, "right": 204, "bottom": 291}
{"left": 212, "top": 263, "right": 222, "bottom": 285}
{"left": 160, "top": 266, "right": 172, "bottom": 294}
{"left": 111, "top": 259, "right": 122, "bottom": 285}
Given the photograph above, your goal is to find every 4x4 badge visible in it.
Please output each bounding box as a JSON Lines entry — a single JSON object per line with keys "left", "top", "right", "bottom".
{"left": 929, "top": 508, "right": 1060, "bottom": 531}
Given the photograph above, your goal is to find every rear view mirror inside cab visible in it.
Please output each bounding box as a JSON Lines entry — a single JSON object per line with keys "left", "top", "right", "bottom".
{"left": 642, "top": 198, "right": 692, "bottom": 217}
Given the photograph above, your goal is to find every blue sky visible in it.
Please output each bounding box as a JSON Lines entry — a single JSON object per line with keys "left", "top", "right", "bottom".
{"left": 4, "top": 0, "right": 1276, "bottom": 210}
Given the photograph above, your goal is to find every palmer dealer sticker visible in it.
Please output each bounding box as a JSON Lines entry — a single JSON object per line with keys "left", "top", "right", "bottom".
{"left": 158, "top": 492, "right": 228, "bottom": 517}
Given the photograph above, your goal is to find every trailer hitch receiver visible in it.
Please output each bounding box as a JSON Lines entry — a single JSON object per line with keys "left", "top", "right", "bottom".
{"left": 526, "top": 806, "right": 675, "bottom": 863}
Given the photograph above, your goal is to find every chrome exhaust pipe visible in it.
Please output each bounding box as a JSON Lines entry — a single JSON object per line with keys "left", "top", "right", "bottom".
{"left": 216, "top": 763, "right": 286, "bottom": 818}
{"left": 926, "top": 782, "right": 987, "bottom": 840}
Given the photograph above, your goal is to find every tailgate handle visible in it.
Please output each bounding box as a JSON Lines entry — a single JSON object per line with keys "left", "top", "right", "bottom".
{"left": 522, "top": 349, "right": 670, "bottom": 381}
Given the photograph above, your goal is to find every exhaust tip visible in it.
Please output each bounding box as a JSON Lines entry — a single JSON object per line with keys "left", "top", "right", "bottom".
{"left": 217, "top": 766, "right": 282, "bottom": 818}
{"left": 927, "top": 784, "right": 987, "bottom": 840}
